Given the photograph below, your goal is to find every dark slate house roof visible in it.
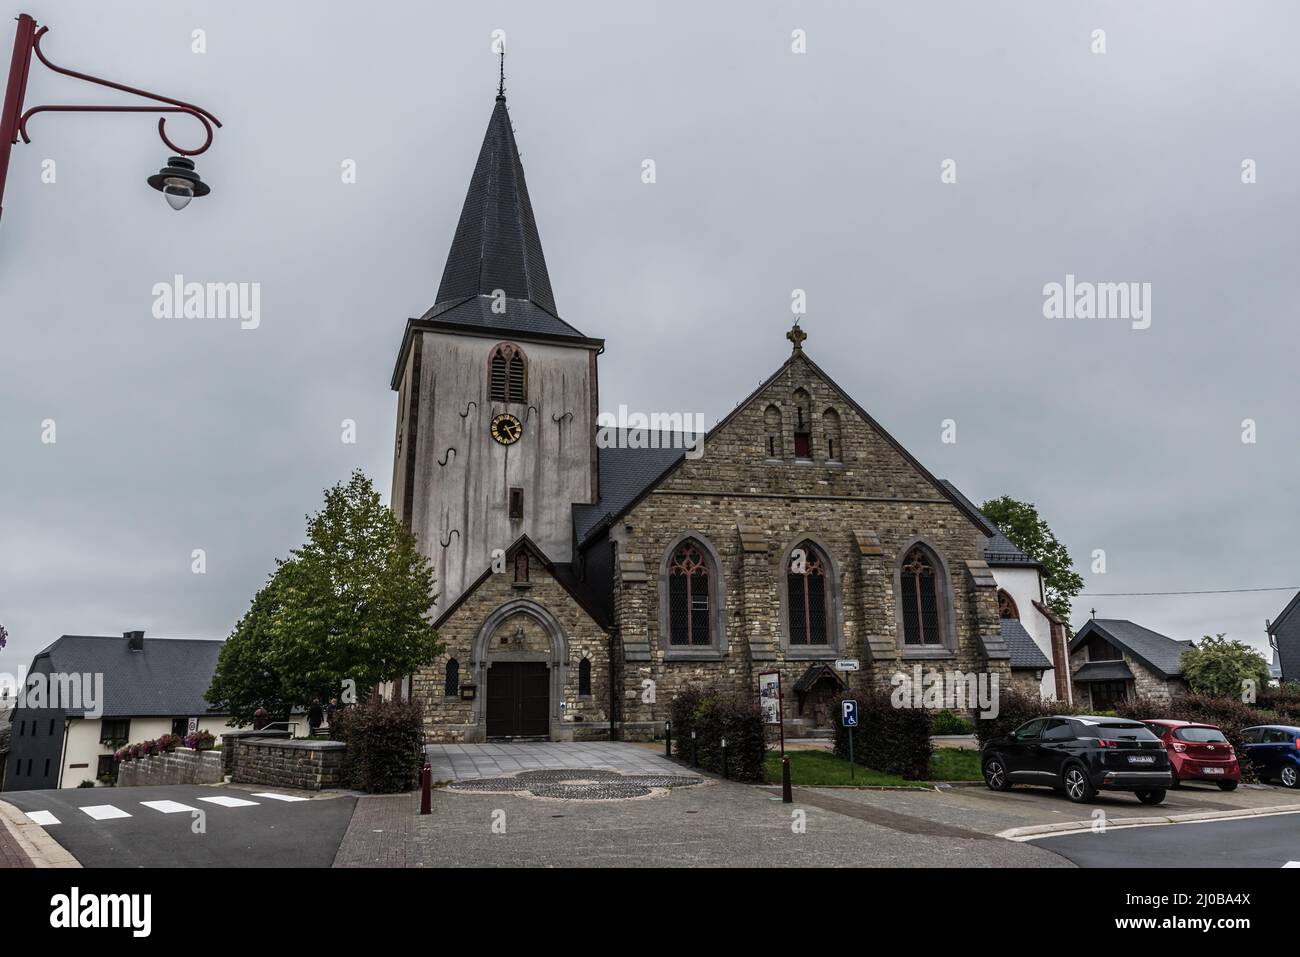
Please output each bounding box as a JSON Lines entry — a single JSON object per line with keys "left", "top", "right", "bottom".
{"left": 939, "top": 481, "right": 1038, "bottom": 567}
{"left": 573, "top": 439, "right": 687, "bottom": 544}
{"left": 424, "top": 95, "right": 588, "bottom": 341}
{"left": 1000, "top": 619, "right": 1053, "bottom": 670}
{"left": 31, "top": 634, "right": 226, "bottom": 718}
{"left": 1268, "top": 590, "right": 1300, "bottom": 683}
{"left": 1072, "top": 660, "right": 1135, "bottom": 683}
{"left": 1070, "top": 619, "right": 1194, "bottom": 681}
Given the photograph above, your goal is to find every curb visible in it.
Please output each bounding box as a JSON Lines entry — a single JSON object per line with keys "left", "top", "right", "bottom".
{"left": 997, "top": 803, "right": 1300, "bottom": 841}
{"left": 0, "top": 800, "right": 80, "bottom": 868}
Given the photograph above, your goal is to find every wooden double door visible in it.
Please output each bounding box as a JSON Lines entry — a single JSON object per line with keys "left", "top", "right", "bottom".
{"left": 485, "top": 661, "right": 550, "bottom": 738}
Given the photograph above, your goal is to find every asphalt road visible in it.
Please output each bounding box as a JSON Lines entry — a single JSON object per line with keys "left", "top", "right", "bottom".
{"left": 1031, "top": 812, "right": 1300, "bottom": 867}
{"left": 2, "top": 785, "right": 356, "bottom": 867}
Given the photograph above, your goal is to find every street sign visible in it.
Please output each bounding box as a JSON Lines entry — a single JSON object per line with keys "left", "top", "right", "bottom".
{"left": 186, "top": 717, "right": 198, "bottom": 736}
{"left": 841, "top": 699, "right": 859, "bottom": 727}
{"left": 834, "top": 658, "right": 860, "bottom": 672}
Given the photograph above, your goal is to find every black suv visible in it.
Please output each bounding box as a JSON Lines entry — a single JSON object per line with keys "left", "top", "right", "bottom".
{"left": 981, "top": 716, "right": 1171, "bottom": 804}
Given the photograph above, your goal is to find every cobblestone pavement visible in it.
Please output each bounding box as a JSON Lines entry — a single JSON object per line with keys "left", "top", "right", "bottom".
{"left": 423, "top": 742, "right": 686, "bottom": 781}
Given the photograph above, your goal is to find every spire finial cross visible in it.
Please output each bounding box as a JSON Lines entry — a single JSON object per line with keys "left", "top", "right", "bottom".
{"left": 787, "top": 322, "right": 807, "bottom": 355}
{"left": 497, "top": 46, "right": 506, "bottom": 99}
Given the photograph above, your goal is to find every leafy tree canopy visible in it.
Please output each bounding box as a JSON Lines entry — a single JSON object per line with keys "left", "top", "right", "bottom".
{"left": 979, "top": 495, "right": 1083, "bottom": 623}
{"left": 207, "top": 470, "right": 441, "bottom": 722}
{"left": 1181, "top": 633, "right": 1271, "bottom": 699}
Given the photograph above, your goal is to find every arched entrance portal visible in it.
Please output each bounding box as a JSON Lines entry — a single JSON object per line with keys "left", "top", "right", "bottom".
{"left": 470, "top": 600, "right": 569, "bottom": 741}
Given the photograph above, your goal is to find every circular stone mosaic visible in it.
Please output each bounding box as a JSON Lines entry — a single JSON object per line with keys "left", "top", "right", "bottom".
{"left": 446, "top": 767, "right": 703, "bottom": 801}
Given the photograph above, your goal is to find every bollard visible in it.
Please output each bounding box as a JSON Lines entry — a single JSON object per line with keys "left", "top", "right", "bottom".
{"left": 781, "top": 753, "right": 792, "bottom": 803}
{"left": 420, "top": 762, "right": 431, "bottom": 815}
{"left": 720, "top": 736, "right": 728, "bottom": 780}
{"left": 691, "top": 729, "right": 698, "bottom": 767}
{"left": 665, "top": 720, "right": 672, "bottom": 758}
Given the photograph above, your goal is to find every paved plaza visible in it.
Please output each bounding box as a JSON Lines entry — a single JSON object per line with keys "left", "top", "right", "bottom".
{"left": 423, "top": 741, "right": 686, "bottom": 781}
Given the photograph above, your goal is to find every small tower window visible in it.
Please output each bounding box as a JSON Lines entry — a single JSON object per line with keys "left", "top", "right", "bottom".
{"left": 489, "top": 343, "right": 527, "bottom": 403}
{"left": 792, "top": 388, "right": 812, "bottom": 459}
{"left": 823, "top": 408, "right": 842, "bottom": 462}
{"left": 444, "top": 658, "right": 459, "bottom": 697}
{"left": 514, "top": 551, "right": 530, "bottom": 583}
{"left": 509, "top": 487, "right": 524, "bottom": 520}
{"left": 764, "top": 404, "right": 783, "bottom": 459}
{"left": 578, "top": 658, "right": 592, "bottom": 696}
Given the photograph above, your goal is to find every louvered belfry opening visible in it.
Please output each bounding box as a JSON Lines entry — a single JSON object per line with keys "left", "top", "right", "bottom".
{"left": 787, "top": 540, "right": 829, "bottom": 644}
{"left": 902, "top": 546, "right": 942, "bottom": 645}
{"left": 489, "top": 343, "right": 527, "bottom": 402}
{"left": 668, "top": 540, "right": 712, "bottom": 646}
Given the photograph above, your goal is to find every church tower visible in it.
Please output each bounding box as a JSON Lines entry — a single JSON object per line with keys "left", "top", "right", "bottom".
{"left": 389, "top": 90, "right": 602, "bottom": 613}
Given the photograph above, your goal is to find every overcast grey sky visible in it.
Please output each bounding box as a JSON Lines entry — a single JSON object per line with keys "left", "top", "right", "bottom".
{"left": 2, "top": 1, "right": 1297, "bottom": 672}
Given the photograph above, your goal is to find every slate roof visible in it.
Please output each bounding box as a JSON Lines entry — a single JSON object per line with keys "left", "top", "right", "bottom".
{"left": 939, "top": 481, "right": 1038, "bottom": 567}
{"left": 1268, "top": 590, "right": 1300, "bottom": 683}
{"left": 426, "top": 96, "right": 588, "bottom": 340}
{"left": 1070, "top": 619, "right": 1194, "bottom": 681}
{"left": 30, "top": 634, "right": 226, "bottom": 718}
{"left": 1000, "top": 618, "right": 1053, "bottom": 670}
{"left": 1072, "top": 660, "right": 1135, "bottom": 683}
{"left": 573, "top": 438, "right": 688, "bottom": 544}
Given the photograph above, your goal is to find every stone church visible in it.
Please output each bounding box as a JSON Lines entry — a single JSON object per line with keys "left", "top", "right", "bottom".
{"left": 390, "top": 89, "right": 1042, "bottom": 742}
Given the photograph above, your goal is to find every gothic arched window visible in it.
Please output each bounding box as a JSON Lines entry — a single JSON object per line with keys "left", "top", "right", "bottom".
{"left": 444, "top": 658, "right": 460, "bottom": 697}
{"left": 668, "top": 540, "right": 712, "bottom": 646}
{"left": 578, "top": 658, "right": 592, "bottom": 696}
{"left": 488, "top": 343, "right": 527, "bottom": 403}
{"left": 764, "top": 404, "right": 783, "bottom": 459}
{"left": 787, "top": 540, "right": 829, "bottom": 645}
{"left": 901, "top": 546, "right": 943, "bottom": 646}
{"left": 997, "top": 589, "right": 1019, "bottom": 620}
{"left": 822, "top": 407, "right": 842, "bottom": 462}
{"left": 792, "top": 389, "right": 812, "bottom": 459}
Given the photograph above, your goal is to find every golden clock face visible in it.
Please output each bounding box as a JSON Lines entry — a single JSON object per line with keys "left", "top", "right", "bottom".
{"left": 490, "top": 412, "right": 523, "bottom": 446}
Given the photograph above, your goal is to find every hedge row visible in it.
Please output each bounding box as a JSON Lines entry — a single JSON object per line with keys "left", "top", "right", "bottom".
{"left": 670, "top": 687, "right": 766, "bottom": 782}
{"left": 330, "top": 699, "right": 424, "bottom": 793}
{"left": 830, "top": 689, "right": 933, "bottom": 780}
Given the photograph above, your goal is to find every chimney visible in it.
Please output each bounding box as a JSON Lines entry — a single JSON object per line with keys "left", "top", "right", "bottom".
{"left": 125, "top": 630, "right": 145, "bottom": 652}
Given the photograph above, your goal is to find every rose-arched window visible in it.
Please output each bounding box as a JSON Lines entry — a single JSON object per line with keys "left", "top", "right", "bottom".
{"left": 444, "top": 658, "right": 459, "bottom": 697}
{"left": 668, "top": 540, "right": 712, "bottom": 646}
{"left": 997, "top": 589, "right": 1019, "bottom": 620}
{"left": 901, "top": 546, "right": 943, "bottom": 646}
{"left": 489, "top": 343, "right": 526, "bottom": 402}
{"left": 787, "top": 540, "right": 829, "bottom": 645}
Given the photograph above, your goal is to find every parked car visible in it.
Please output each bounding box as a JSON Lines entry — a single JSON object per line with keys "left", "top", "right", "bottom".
{"left": 1241, "top": 725, "right": 1300, "bottom": 788}
{"left": 1140, "top": 719, "right": 1240, "bottom": 790}
{"left": 981, "top": 715, "right": 1171, "bottom": 804}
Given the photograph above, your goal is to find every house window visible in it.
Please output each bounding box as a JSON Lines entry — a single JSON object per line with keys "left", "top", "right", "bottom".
{"left": 787, "top": 541, "right": 829, "bottom": 645}
{"left": 17, "top": 721, "right": 23, "bottom": 737}
{"left": 1086, "top": 636, "right": 1121, "bottom": 661}
{"left": 764, "top": 405, "right": 783, "bottom": 458}
{"left": 488, "top": 343, "right": 527, "bottom": 403}
{"left": 97, "top": 755, "right": 115, "bottom": 779}
{"left": 668, "top": 540, "right": 712, "bottom": 646}
{"left": 997, "top": 589, "right": 1019, "bottom": 620}
{"left": 822, "top": 408, "right": 842, "bottom": 461}
{"left": 1090, "top": 680, "right": 1130, "bottom": 711}
{"left": 444, "top": 658, "right": 459, "bottom": 698}
{"left": 43, "top": 758, "right": 50, "bottom": 777}
{"left": 48, "top": 719, "right": 55, "bottom": 736}
{"left": 509, "top": 487, "right": 524, "bottom": 520}
{"left": 100, "top": 718, "right": 130, "bottom": 745}
{"left": 578, "top": 658, "right": 592, "bottom": 696}
{"left": 792, "top": 389, "right": 812, "bottom": 459}
{"left": 901, "top": 546, "right": 943, "bottom": 646}
{"left": 172, "top": 718, "right": 188, "bottom": 737}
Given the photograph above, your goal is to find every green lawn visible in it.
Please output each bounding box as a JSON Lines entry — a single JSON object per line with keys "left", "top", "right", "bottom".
{"left": 762, "top": 747, "right": 982, "bottom": 787}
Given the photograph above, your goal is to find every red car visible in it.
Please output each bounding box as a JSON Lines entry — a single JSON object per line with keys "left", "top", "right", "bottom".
{"left": 1142, "top": 719, "right": 1240, "bottom": 790}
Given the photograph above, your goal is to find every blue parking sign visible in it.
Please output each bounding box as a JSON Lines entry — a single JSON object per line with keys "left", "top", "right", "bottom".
{"left": 841, "top": 699, "right": 858, "bottom": 727}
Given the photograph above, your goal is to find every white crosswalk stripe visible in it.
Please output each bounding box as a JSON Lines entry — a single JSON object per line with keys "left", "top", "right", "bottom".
{"left": 24, "top": 810, "right": 60, "bottom": 826}
{"left": 251, "top": 792, "right": 308, "bottom": 802}
{"left": 140, "top": 800, "right": 199, "bottom": 814}
{"left": 197, "top": 796, "right": 259, "bottom": 808}
{"left": 1284, "top": 861, "right": 1300, "bottom": 868}
{"left": 79, "top": 805, "right": 131, "bottom": 821}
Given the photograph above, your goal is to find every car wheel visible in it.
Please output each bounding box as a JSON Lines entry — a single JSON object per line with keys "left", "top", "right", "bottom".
{"left": 983, "top": 755, "right": 1012, "bottom": 792}
{"left": 1281, "top": 765, "right": 1299, "bottom": 789}
{"left": 1217, "top": 780, "right": 1238, "bottom": 791}
{"left": 1062, "top": 765, "right": 1095, "bottom": 803}
{"left": 1136, "top": 789, "right": 1167, "bottom": 805}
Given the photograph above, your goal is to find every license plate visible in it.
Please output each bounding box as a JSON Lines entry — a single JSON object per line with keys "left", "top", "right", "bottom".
{"left": 1128, "top": 755, "right": 1155, "bottom": 764}
{"left": 1202, "top": 767, "right": 1224, "bottom": 775}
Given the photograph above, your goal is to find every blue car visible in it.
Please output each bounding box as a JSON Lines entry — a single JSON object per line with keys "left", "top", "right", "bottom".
{"left": 1241, "top": 725, "right": 1300, "bottom": 789}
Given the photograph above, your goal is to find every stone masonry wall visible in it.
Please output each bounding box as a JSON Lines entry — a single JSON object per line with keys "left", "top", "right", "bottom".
{"left": 229, "top": 738, "right": 345, "bottom": 790}
{"left": 116, "top": 748, "right": 224, "bottom": 787}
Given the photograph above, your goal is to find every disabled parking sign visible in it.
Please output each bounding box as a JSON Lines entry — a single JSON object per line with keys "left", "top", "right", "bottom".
{"left": 842, "top": 699, "right": 858, "bottom": 727}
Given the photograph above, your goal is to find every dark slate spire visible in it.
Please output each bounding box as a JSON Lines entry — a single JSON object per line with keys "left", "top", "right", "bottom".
{"left": 431, "top": 95, "right": 562, "bottom": 323}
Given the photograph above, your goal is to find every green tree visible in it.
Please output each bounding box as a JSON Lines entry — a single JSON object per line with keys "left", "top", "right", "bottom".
{"left": 207, "top": 470, "right": 441, "bottom": 721}
{"left": 979, "top": 496, "right": 1083, "bottom": 622}
{"left": 1180, "top": 633, "right": 1271, "bottom": 699}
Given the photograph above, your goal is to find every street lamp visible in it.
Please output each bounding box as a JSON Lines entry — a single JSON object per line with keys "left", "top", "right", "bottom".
{"left": 0, "top": 13, "right": 222, "bottom": 224}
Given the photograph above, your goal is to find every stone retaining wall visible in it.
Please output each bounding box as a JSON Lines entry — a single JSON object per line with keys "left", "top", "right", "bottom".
{"left": 228, "top": 737, "right": 346, "bottom": 790}
{"left": 116, "top": 748, "right": 224, "bottom": 787}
